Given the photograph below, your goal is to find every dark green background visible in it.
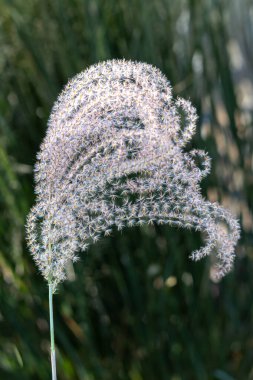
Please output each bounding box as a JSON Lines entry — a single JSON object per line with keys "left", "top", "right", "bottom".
{"left": 0, "top": 0, "right": 252, "bottom": 379}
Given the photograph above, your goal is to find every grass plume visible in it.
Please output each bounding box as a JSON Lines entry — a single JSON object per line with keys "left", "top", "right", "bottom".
{"left": 26, "top": 59, "right": 240, "bottom": 292}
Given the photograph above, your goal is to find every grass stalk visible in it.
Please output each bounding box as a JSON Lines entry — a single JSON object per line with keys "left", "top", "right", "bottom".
{"left": 49, "top": 283, "right": 57, "bottom": 380}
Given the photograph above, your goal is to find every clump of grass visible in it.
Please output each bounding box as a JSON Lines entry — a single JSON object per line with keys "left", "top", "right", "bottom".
{"left": 26, "top": 60, "right": 240, "bottom": 379}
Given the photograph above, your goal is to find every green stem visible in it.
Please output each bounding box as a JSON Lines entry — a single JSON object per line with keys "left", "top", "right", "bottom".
{"left": 49, "top": 283, "right": 57, "bottom": 380}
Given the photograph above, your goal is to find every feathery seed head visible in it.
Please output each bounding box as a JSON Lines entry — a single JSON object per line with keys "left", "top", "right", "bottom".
{"left": 26, "top": 59, "right": 240, "bottom": 291}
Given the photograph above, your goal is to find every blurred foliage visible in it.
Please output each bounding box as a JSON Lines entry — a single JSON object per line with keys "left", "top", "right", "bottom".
{"left": 0, "top": 0, "right": 253, "bottom": 379}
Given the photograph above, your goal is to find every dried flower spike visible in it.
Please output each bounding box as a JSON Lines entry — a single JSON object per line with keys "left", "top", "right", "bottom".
{"left": 26, "top": 59, "right": 240, "bottom": 292}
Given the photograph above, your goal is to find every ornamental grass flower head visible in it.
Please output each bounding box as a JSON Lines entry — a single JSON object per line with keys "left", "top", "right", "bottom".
{"left": 26, "top": 59, "right": 240, "bottom": 292}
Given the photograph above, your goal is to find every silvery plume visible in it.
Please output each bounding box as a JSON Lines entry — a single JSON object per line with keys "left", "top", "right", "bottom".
{"left": 26, "top": 59, "right": 240, "bottom": 292}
